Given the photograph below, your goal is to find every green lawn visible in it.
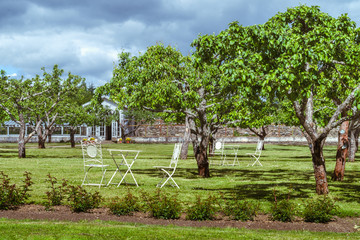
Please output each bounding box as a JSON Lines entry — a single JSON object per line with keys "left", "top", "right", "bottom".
{"left": 0, "top": 142, "right": 359, "bottom": 239}
{"left": 0, "top": 218, "right": 359, "bottom": 240}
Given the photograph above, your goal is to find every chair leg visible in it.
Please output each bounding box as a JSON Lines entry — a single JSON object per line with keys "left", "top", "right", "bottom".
{"left": 249, "top": 156, "right": 262, "bottom": 166}
{"left": 157, "top": 169, "right": 178, "bottom": 188}
{"left": 156, "top": 175, "right": 166, "bottom": 187}
{"left": 159, "top": 174, "right": 171, "bottom": 188}
{"left": 82, "top": 167, "right": 107, "bottom": 187}
{"left": 82, "top": 171, "right": 88, "bottom": 186}
{"left": 169, "top": 177, "right": 180, "bottom": 188}
{"left": 98, "top": 169, "right": 107, "bottom": 188}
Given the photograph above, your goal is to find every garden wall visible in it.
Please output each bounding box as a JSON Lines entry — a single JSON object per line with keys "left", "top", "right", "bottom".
{"left": 128, "top": 122, "right": 339, "bottom": 144}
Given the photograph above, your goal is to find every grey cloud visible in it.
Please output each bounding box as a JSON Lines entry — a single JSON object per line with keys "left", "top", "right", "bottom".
{"left": 1, "top": 0, "right": 360, "bottom": 86}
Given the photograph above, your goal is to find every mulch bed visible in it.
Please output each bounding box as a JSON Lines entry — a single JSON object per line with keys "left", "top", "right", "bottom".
{"left": 0, "top": 205, "right": 359, "bottom": 233}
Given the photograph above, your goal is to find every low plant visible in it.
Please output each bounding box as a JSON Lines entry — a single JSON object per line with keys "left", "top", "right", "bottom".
{"left": 270, "top": 189, "right": 296, "bottom": 222}
{"left": 66, "top": 185, "right": 102, "bottom": 213}
{"left": 44, "top": 174, "right": 68, "bottom": 208}
{"left": 186, "top": 195, "right": 218, "bottom": 221}
{"left": 0, "top": 171, "right": 33, "bottom": 210}
{"left": 302, "top": 196, "right": 338, "bottom": 223}
{"left": 108, "top": 189, "right": 140, "bottom": 216}
{"left": 141, "top": 190, "right": 182, "bottom": 219}
{"left": 224, "top": 199, "right": 259, "bottom": 221}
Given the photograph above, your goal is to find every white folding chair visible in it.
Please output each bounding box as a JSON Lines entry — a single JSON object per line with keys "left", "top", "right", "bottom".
{"left": 81, "top": 140, "right": 108, "bottom": 188}
{"left": 246, "top": 140, "right": 264, "bottom": 166}
{"left": 154, "top": 143, "right": 181, "bottom": 188}
{"left": 211, "top": 139, "right": 226, "bottom": 165}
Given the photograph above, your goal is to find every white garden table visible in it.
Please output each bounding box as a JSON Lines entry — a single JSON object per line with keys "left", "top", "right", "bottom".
{"left": 107, "top": 149, "right": 141, "bottom": 187}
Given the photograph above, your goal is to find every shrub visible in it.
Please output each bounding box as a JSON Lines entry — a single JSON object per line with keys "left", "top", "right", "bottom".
{"left": 270, "top": 199, "right": 296, "bottom": 222}
{"left": 224, "top": 199, "right": 259, "bottom": 221}
{"left": 186, "top": 195, "right": 218, "bottom": 221}
{"left": 108, "top": 190, "right": 140, "bottom": 216}
{"left": 0, "top": 171, "right": 33, "bottom": 210}
{"left": 44, "top": 174, "right": 68, "bottom": 208}
{"left": 270, "top": 189, "right": 296, "bottom": 222}
{"left": 66, "top": 185, "right": 102, "bottom": 213}
{"left": 303, "top": 196, "right": 338, "bottom": 223}
{"left": 142, "top": 190, "right": 182, "bottom": 219}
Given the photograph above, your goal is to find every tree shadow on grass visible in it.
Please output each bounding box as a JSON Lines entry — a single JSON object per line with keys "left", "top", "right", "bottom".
{"left": 329, "top": 183, "right": 360, "bottom": 203}
{"left": 193, "top": 182, "right": 315, "bottom": 201}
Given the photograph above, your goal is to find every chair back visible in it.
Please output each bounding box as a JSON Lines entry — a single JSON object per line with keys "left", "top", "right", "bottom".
{"left": 255, "top": 140, "right": 263, "bottom": 155}
{"left": 169, "top": 143, "right": 182, "bottom": 168}
{"left": 81, "top": 140, "right": 103, "bottom": 165}
{"left": 213, "top": 139, "right": 224, "bottom": 154}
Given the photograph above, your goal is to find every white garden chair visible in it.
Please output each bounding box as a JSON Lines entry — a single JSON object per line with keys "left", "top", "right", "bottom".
{"left": 153, "top": 143, "right": 182, "bottom": 188}
{"left": 211, "top": 139, "right": 225, "bottom": 165}
{"left": 246, "top": 140, "right": 264, "bottom": 166}
{"left": 81, "top": 139, "right": 108, "bottom": 188}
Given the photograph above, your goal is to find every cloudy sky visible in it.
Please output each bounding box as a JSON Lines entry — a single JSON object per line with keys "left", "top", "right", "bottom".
{"left": 1, "top": 0, "right": 360, "bottom": 86}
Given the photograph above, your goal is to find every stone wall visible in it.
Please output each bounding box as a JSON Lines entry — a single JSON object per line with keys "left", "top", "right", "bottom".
{"left": 128, "top": 122, "right": 339, "bottom": 144}
{"left": 131, "top": 122, "right": 339, "bottom": 138}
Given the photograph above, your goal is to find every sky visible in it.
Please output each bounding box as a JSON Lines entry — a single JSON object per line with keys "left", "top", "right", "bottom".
{"left": 1, "top": 0, "right": 360, "bottom": 86}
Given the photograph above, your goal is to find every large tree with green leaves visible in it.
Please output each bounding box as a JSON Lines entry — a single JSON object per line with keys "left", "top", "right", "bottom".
{"left": 99, "top": 45, "right": 243, "bottom": 177}
{"left": 30, "top": 65, "right": 84, "bottom": 149}
{"left": 217, "top": 5, "right": 360, "bottom": 194}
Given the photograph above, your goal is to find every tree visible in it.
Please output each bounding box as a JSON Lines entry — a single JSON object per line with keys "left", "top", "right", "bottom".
{"left": 228, "top": 95, "right": 283, "bottom": 150}
{"left": 222, "top": 5, "right": 360, "bottom": 194}
{"left": 31, "top": 65, "right": 84, "bottom": 148}
{"left": 100, "top": 45, "right": 243, "bottom": 177}
{"left": 0, "top": 71, "right": 44, "bottom": 157}
{"left": 115, "top": 108, "right": 157, "bottom": 143}
{"left": 0, "top": 66, "right": 84, "bottom": 157}
{"left": 58, "top": 82, "right": 95, "bottom": 148}
{"left": 348, "top": 118, "right": 360, "bottom": 162}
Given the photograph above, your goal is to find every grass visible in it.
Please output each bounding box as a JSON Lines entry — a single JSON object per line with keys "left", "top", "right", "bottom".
{"left": 0, "top": 142, "right": 359, "bottom": 238}
{"left": 0, "top": 218, "right": 358, "bottom": 240}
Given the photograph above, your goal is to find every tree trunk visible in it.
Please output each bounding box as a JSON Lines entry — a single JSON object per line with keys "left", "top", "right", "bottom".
{"left": 18, "top": 116, "right": 27, "bottom": 158}
{"left": 332, "top": 119, "right": 349, "bottom": 181}
{"left": 208, "top": 136, "right": 214, "bottom": 157}
{"left": 180, "top": 116, "right": 191, "bottom": 160}
{"left": 310, "top": 139, "right": 329, "bottom": 194}
{"left": 37, "top": 127, "right": 46, "bottom": 149}
{"left": 38, "top": 137, "right": 46, "bottom": 149}
{"left": 249, "top": 126, "right": 268, "bottom": 150}
{"left": 192, "top": 137, "right": 210, "bottom": 177}
{"left": 18, "top": 127, "right": 26, "bottom": 158}
{"left": 70, "top": 130, "right": 76, "bottom": 148}
{"left": 48, "top": 133, "right": 52, "bottom": 143}
{"left": 259, "top": 135, "right": 265, "bottom": 150}
{"left": 18, "top": 141, "right": 26, "bottom": 158}
{"left": 356, "top": 130, "right": 359, "bottom": 158}
{"left": 348, "top": 128, "right": 360, "bottom": 162}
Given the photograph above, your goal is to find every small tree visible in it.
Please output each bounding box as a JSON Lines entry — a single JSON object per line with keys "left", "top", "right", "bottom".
{"left": 31, "top": 65, "right": 84, "bottom": 148}
{"left": 58, "top": 82, "right": 95, "bottom": 147}
{"left": 0, "top": 71, "right": 44, "bottom": 157}
{"left": 116, "top": 108, "right": 157, "bottom": 143}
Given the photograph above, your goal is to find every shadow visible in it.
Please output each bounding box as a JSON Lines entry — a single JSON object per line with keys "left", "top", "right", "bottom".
{"left": 193, "top": 182, "right": 315, "bottom": 201}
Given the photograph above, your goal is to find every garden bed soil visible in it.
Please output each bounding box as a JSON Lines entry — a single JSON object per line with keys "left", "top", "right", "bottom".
{"left": 0, "top": 205, "right": 358, "bottom": 233}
